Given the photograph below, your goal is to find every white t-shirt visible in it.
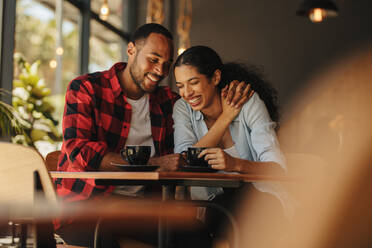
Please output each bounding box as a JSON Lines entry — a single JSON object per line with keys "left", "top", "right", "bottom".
{"left": 125, "top": 94, "right": 155, "bottom": 157}
{"left": 114, "top": 93, "right": 155, "bottom": 196}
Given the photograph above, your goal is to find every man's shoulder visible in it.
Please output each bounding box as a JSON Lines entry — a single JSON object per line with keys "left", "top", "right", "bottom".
{"left": 149, "top": 87, "right": 180, "bottom": 116}
{"left": 67, "top": 69, "right": 113, "bottom": 94}
{"left": 68, "top": 72, "right": 99, "bottom": 88}
{"left": 153, "top": 86, "right": 180, "bottom": 102}
{"left": 68, "top": 62, "right": 125, "bottom": 94}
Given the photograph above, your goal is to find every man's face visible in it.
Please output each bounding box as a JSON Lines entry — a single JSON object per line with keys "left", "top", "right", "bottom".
{"left": 128, "top": 33, "right": 174, "bottom": 93}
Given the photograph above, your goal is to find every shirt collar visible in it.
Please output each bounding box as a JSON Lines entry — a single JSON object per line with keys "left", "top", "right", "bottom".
{"left": 195, "top": 110, "right": 204, "bottom": 121}
{"left": 107, "top": 63, "right": 163, "bottom": 106}
{"left": 107, "top": 62, "right": 127, "bottom": 98}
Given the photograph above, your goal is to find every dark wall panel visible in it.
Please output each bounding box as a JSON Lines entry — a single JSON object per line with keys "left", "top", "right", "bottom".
{"left": 186, "top": 0, "right": 372, "bottom": 109}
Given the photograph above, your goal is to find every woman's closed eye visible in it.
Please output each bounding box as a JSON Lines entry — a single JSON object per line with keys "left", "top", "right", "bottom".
{"left": 149, "top": 57, "right": 158, "bottom": 63}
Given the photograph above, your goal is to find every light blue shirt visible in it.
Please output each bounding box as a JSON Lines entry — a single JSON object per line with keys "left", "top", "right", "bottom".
{"left": 173, "top": 93, "right": 294, "bottom": 217}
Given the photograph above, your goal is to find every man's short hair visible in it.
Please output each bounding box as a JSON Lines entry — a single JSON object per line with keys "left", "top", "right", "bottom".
{"left": 130, "top": 23, "right": 173, "bottom": 44}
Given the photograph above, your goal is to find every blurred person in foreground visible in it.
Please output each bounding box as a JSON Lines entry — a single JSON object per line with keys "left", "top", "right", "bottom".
{"left": 173, "top": 45, "right": 293, "bottom": 245}
{"left": 54, "top": 23, "right": 212, "bottom": 248}
{"left": 237, "top": 45, "right": 372, "bottom": 248}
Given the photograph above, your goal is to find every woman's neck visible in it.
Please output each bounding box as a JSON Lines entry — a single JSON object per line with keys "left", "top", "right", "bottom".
{"left": 202, "top": 93, "right": 222, "bottom": 122}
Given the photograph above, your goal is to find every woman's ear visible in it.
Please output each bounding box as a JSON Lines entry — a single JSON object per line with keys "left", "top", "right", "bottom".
{"left": 212, "top": 69, "right": 221, "bottom": 86}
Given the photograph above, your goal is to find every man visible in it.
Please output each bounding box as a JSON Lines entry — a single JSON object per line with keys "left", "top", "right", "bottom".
{"left": 54, "top": 23, "right": 191, "bottom": 247}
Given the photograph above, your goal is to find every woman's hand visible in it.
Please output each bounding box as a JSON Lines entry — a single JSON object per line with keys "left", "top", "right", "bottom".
{"left": 198, "top": 148, "right": 240, "bottom": 172}
{"left": 221, "top": 80, "right": 253, "bottom": 121}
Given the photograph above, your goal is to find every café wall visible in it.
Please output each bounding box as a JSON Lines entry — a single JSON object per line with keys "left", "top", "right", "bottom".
{"left": 137, "top": 0, "right": 372, "bottom": 113}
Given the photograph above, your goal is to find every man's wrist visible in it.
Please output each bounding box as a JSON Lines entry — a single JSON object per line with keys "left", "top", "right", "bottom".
{"left": 148, "top": 157, "right": 157, "bottom": 165}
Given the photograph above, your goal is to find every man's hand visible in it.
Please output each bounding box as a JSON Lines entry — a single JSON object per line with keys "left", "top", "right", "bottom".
{"left": 100, "top": 152, "right": 129, "bottom": 171}
{"left": 221, "top": 80, "right": 254, "bottom": 108}
{"left": 220, "top": 81, "right": 254, "bottom": 122}
{"left": 148, "top": 153, "right": 187, "bottom": 171}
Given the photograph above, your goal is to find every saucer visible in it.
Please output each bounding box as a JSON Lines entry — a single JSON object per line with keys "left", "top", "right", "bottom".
{"left": 111, "top": 163, "right": 159, "bottom": 172}
{"left": 179, "top": 166, "right": 218, "bottom": 173}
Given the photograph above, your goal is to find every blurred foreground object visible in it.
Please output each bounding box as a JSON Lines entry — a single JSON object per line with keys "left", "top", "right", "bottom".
{"left": 237, "top": 45, "right": 372, "bottom": 248}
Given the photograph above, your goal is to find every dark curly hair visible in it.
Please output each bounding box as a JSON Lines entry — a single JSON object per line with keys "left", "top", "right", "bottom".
{"left": 174, "top": 46, "right": 280, "bottom": 122}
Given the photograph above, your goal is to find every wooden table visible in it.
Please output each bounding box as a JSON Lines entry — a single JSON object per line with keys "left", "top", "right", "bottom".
{"left": 50, "top": 170, "right": 291, "bottom": 248}
{"left": 50, "top": 170, "right": 291, "bottom": 185}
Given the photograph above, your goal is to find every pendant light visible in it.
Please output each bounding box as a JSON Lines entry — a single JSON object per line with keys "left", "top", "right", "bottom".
{"left": 297, "top": 0, "right": 339, "bottom": 23}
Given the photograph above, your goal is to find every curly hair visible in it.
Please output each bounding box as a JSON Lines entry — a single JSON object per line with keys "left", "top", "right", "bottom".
{"left": 220, "top": 62, "right": 279, "bottom": 122}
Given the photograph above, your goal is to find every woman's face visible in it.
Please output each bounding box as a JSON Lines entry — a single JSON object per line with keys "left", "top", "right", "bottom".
{"left": 175, "top": 64, "right": 220, "bottom": 112}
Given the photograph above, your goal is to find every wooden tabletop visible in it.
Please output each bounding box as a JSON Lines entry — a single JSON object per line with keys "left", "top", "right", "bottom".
{"left": 50, "top": 170, "right": 292, "bottom": 182}
{"left": 50, "top": 171, "right": 159, "bottom": 180}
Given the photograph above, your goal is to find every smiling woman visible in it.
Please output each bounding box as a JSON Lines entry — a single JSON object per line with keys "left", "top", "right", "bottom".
{"left": 173, "top": 46, "right": 284, "bottom": 172}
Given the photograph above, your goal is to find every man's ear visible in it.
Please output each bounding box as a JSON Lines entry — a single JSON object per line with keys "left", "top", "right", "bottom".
{"left": 127, "top": 42, "right": 136, "bottom": 57}
{"left": 212, "top": 69, "right": 221, "bottom": 86}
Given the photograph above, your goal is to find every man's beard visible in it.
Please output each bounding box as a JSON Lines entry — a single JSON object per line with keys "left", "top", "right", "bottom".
{"left": 129, "top": 62, "right": 163, "bottom": 93}
{"left": 129, "top": 64, "right": 145, "bottom": 92}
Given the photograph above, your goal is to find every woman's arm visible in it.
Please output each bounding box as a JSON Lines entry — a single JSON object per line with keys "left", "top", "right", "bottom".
{"left": 199, "top": 93, "right": 286, "bottom": 174}
{"left": 199, "top": 147, "right": 284, "bottom": 174}
{"left": 173, "top": 99, "right": 199, "bottom": 153}
{"left": 194, "top": 81, "right": 253, "bottom": 147}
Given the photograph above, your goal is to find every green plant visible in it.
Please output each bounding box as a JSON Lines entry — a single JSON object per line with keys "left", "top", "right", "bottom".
{"left": 12, "top": 55, "right": 62, "bottom": 147}
{"left": 0, "top": 89, "right": 31, "bottom": 138}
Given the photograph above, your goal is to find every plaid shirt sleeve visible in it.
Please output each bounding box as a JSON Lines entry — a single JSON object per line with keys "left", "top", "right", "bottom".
{"left": 62, "top": 78, "right": 109, "bottom": 171}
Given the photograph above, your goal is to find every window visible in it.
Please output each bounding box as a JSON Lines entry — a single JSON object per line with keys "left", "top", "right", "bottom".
{"left": 90, "top": 19, "right": 125, "bottom": 72}
{"left": 15, "top": 0, "right": 79, "bottom": 94}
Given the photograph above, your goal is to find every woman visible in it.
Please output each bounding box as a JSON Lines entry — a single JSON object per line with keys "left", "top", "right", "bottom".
{"left": 172, "top": 45, "right": 291, "bottom": 240}
{"left": 173, "top": 45, "right": 286, "bottom": 174}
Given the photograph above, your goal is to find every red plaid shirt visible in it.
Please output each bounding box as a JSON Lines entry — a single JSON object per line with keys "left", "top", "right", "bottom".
{"left": 54, "top": 62, "right": 179, "bottom": 229}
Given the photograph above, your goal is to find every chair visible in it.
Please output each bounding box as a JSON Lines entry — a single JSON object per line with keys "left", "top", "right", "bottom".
{"left": 0, "top": 142, "right": 57, "bottom": 206}
{"left": 0, "top": 142, "right": 84, "bottom": 248}
{"left": 45, "top": 150, "right": 61, "bottom": 171}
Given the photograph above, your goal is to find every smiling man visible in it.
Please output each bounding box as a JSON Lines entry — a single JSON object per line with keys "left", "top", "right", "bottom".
{"left": 54, "top": 23, "right": 194, "bottom": 247}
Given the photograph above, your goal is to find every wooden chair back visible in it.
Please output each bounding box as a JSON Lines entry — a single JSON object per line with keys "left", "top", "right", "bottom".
{"left": 45, "top": 150, "right": 61, "bottom": 171}
{"left": 0, "top": 142, "right": 57, "bottom": 205}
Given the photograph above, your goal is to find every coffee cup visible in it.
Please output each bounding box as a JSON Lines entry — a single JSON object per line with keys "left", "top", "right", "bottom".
{"left": 187, "top": 147, "right": 209, "bottom": 167}
{"left": 120, "top": 145, "right": 151, "bottom": 165}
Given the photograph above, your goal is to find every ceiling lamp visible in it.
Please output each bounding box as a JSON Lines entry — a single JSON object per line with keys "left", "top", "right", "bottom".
{"left": 297, "top": 0, "right": 339, "bottom": 23}
{"left": 99, "top": 0, "right": 110, "bottom": 21}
